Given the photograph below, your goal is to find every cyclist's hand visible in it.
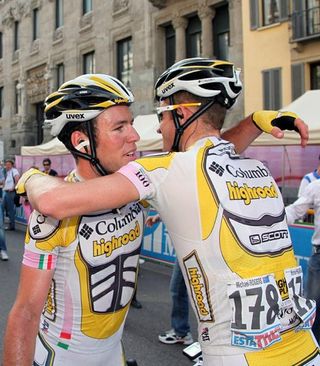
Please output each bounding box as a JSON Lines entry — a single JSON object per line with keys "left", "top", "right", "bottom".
{"left": 252, "top": 110, "right": 308, "bottom": 147}
{"left": 16, "top": 168, "right": 46, "bottom": 195}
{"left": 145, "top": 214, "right": 160, "bottom": 227}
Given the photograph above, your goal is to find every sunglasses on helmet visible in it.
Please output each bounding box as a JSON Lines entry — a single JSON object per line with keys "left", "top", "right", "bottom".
{"left": 155, "top": 103, "right": 202, "bottom": 122}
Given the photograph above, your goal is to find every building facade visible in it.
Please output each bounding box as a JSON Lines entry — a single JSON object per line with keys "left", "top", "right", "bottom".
{"left": 242, "top": 0, "right": 320, "bottom": 115}
{"left": 0, "top": 0, "right": 243, "bottom": 159}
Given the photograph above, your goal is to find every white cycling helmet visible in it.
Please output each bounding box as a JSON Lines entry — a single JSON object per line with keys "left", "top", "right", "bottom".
{"left": 44, "top": 74, "right": 134, "bottom": 176}
{"left": 44, "top": 74, "right": 134, "bottom": 136}
{"left": 155, "top": 57, "right": 242, "bottom": 109}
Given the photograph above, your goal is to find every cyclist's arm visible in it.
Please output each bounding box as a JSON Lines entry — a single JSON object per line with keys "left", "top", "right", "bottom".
{"left": 24, "top": 172, "right": 140, "bottom": 220}
{"left": 285, "top": 184, "right": 315, "bottom": 224}
{"left": 3, "top": 265, "right": 54, "bottom": 365}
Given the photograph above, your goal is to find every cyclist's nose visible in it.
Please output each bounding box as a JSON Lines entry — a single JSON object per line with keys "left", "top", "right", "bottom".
{"left": 129, "top": 126, "right": 140, "bottom": 142}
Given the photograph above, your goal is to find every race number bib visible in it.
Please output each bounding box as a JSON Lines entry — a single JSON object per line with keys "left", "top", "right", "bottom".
{"left": 284, "top": 266, "right": 316, "bottom": 330}
{"left": 228, "top": 274, "right": 283, "bottom": 350}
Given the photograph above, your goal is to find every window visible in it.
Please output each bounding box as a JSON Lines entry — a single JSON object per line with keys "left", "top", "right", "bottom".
{"left": 186, "top": 16, "right": 202, "bottom": 58}
{"left": 83, "top": 0, "right": 92, "bottom": 14}
{"left": 32, "top": 8, "right": 39, "bottom": 41}
{"left": 291, "top": 63, "right": 305, "bottom": 100}
{"left": 250, "top": 0, "right": 289, "bottom": 29}
{"left": 0, "top": 86, "right": 3, "bottom": 118}
{"left": 262, "top": 0, "right": 280, "bottom": 25}
{"left": 213, "top": 5, "right": 229, "bottom": 60}
{"left": 307, "top": 0, "right": 320, "bottom": 36}
{"left": 262, "top": 68, "right": 282, "bottom": 109}
{"left": 165, "top": 24, "right": 175, "bottom": 68}
{"left": 55, "top": 0, "right": 63, "bottom": 29}
{"left": 15, "top": 81, "right": 19, "bottom": 114}
{"left": 117, "top": 37, "right": 132, "bottom": 87}
{"left": 311, "top": 62, "right": 320, "bottom": 89}
{"left": 0, "top": 32, "right": 2, "bottom": 59}
{"left": 83, "top": 51, "right": 95, "bottom": 74}
{"left": 56, "top": 63, "right": 64, "bottom": 88}
{"left": 14, "top": 21, "right": 19, "bottom": 51}
{"left": 291, "top": 0, "right": 320, "bottom": 40}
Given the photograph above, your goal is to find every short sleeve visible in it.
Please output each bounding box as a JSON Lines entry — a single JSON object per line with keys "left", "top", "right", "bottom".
{"left": 117, "top": 162, "right": 155, "bottom": 200}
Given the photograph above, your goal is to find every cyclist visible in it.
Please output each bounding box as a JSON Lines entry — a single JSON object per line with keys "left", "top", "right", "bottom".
{"left": 3, "top": 74, "right": 144, "bottom": 365}
{"left": 12, "top": 59, "right": 314, "bottom": 365}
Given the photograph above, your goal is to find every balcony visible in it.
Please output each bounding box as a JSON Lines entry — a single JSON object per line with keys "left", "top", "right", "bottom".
{"left": 292, "top": 6, "right": 320, "bottom": 42}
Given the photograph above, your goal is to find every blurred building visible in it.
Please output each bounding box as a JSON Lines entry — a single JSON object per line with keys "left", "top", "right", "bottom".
{"left": 0, "top": 0, "right": 243, "bottom": 159}
{"left": 242, "top": 0, "right": 320, "bottom": 115}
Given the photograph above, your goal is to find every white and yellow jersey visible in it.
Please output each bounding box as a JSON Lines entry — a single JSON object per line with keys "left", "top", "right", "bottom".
{"left": 119, "top": 137, "right": 319, "bottom": 365}
{"left": 23, "top": 171, "right": 145, "bottom": 365}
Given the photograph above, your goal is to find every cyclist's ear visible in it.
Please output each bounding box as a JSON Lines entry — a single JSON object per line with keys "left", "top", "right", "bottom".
{"left": 176, "top": 107, "right": 184, "bottom": 119}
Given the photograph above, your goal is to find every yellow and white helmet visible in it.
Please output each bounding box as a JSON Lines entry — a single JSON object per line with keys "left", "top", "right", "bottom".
{"left": 44, "top": 74, "right": 134, "bottom": 136}
{"left": 155, "top": 57, "right": 242, "bottom": 109}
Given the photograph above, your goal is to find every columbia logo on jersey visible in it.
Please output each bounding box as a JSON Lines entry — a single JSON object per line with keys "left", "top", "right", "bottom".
{"left": 32, "top": 224, "right": 41, "bottom": 235}
{"left": 209, "top": 162, "right": 224, "bottom": 176}
{"left": 226, "top": 164, "right": 270, "bottom": 179}
{"left": 93, "top": 221, "right": 141, "bottom": 257}
{"left": 226, "top": 181, "right": 278, "bottom": 205}
{"left": 80, "top": 224, "right": 94, "bottom": 239}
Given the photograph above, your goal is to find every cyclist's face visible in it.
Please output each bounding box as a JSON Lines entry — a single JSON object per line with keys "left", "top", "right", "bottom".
{"left": 95, "top": 106, "right": 140, "bottom": 173}
{"left": 157, "top": 102, "right": 176, "bottom": 152}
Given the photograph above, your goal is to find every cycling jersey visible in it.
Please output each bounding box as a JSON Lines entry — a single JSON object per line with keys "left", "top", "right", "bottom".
{"left": 23, "top": 170, "right": 145, "bottom": 365}
{"left": 118, "top": 136, "right": 319, "bottom": 365}
{"left": 287, "top": 179, "right": 320, "bottom": 246}
{"left": 298, "top": 169, "right": 320, "bottom": 197}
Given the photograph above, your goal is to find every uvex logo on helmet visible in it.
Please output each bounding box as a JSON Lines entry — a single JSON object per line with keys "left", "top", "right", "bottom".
{"left": 160, "top": 82, "right": 174, "bottom": 95}
{"left": 66, "top": 113, "right": 85, "bottom": 119}
{"left": 114, "top": 98, "right": 127, "bottom": 103}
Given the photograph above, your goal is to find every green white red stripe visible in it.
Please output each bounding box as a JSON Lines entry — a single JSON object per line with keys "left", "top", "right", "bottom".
{"left": 23, "top": 250, "right": 57, "bottom": 270}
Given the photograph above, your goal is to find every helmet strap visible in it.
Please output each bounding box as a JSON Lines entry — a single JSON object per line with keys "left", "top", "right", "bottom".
{"left": 170, "top": 96, "right": 216, "bottom": 152}
{"left": 85, "top": 120, "right": 109, "bottom": 176}
{"left": 67, "top": 120, "right": 109, "bottom": 176}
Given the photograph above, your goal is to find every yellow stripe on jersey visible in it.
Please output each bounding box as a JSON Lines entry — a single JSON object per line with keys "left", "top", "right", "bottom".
{"left": 220, "top": 216, "right": 297, "bottom": 297}
{"left": 245, "top": 330, "right": 319, "bottom": 366}
{"left": 136, "top": 152, "right": 175, "bottom": 171}
{"left": 196, "top": 140, "right": 220, "bottom": 240}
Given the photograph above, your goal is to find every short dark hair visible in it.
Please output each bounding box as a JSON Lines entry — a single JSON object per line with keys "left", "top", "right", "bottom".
{"left": 43, "top": 158, "right": 52, "bottom": 165}
{"left": 5, "top": 159, "right": 14, "bottom": 165}
{"left": 173, "top": 91, "right": 227, "bottom": 130}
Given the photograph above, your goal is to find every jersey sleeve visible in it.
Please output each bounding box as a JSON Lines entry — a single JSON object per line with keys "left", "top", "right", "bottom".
{"left": 117, "top": 161, "right": 156, "bottom": 200}
{"left": 286, "top": 182, "right": 316, "bottom": 224}
{"left": 22, "top": 210, "right": 61, "bottom": 270}
{"left": 297, "top": 176, "right": 309, "bottom": 197}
